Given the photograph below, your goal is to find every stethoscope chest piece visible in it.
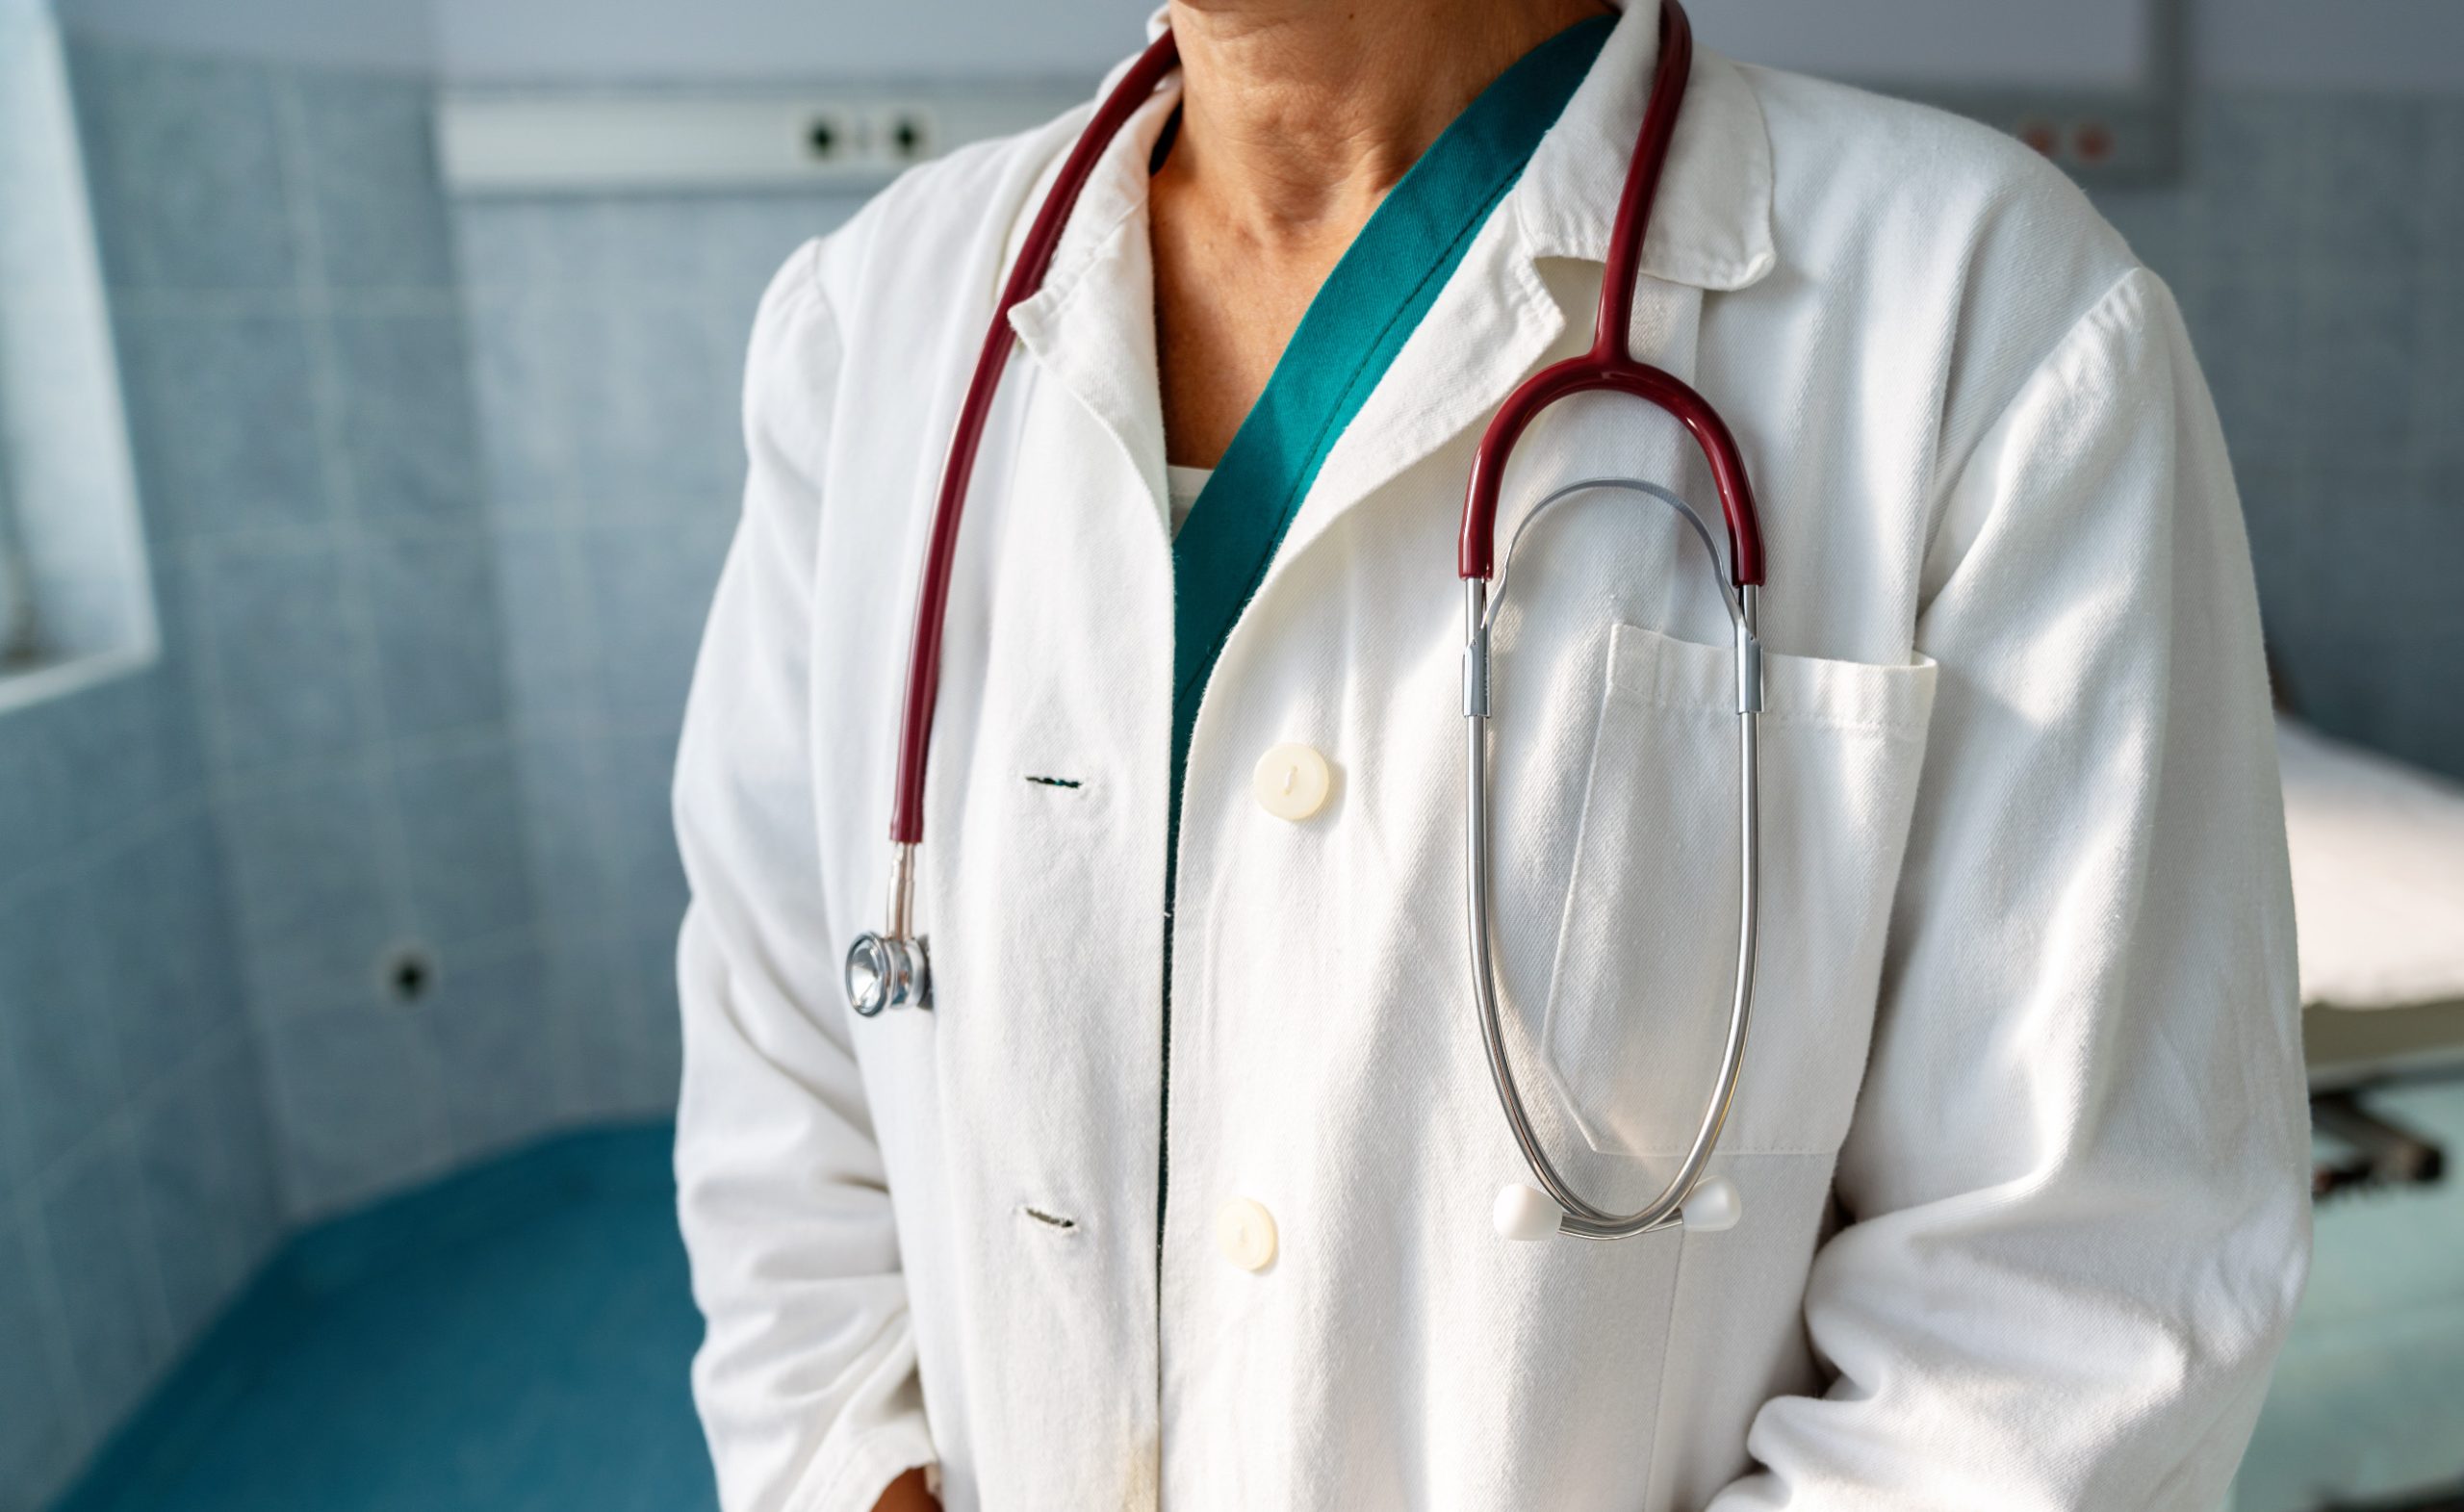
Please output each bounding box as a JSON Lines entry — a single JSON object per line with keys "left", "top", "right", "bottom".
{"left": 844, "top": 931, "right": 930, "bottom": 1017}
{"left": 846, "top": 841, "right": 931, "bottom": 1016}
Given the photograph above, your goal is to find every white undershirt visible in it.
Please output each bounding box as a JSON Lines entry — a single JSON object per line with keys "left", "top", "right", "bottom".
{"left": 1166, "top": 465, "right": 1213, "bottom": 538}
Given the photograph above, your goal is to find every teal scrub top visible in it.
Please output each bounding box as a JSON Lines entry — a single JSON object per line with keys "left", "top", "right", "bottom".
{"left": 1167, "top": 13, "right": 1614, "bottom": 817}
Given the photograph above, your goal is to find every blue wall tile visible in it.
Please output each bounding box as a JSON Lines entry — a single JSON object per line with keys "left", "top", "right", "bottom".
{"left": 2310, "top": 98, "right": 2428, "bottom": 273}
{"left": 0, "top": 1211, "right": 78, "bottom": 1511}
{"left": 2086, "top": 187, "right": 2187, "bottom": 288}
{"left": 610, "top": 927, "right": 685, "bottom": 1117}
{"left": 526, "top": 301, "right": 623, "bottom": 505}
{"left": 28, "top": 666, "right": 209, "bottom": 853}
{"left": 2236, "top": 464, "right": 2319, "bottom": 622}
{"left": 513, "top": 731, "right": 619, "bottom": 945}
{"left": 91, "top": 808, "right": 248, "bottom": 1097}
{"left": 450, "top": 203, "right": 557, "bottom": 295}
{"left": 0, "top": 882, "right": 118, "bottom": 1181}
{"left": 539, "top": 944, "right": 620, "bottom": 1120}
{"left": 360, "top": 526, "right": 509, "bottom": 741}
{"left": 549, "top": 934, "right": 674, "bottom": 1124}
{"left": 2421, "top": 277, "right": 2464, "bottom": 474}
{"left": 2357, "top": 487, "right": 2464, "bottom": 769}
{"left": 489, "top": 526, "right": 593, "bottom": 722}
{"left": 260, "top": 1005, "right": 449, "bottom": 1217}
{"left": 579, "top": 515, "right": 732, "bottom": 737}
{"left": 394, "top": 743, "right": 536, "bottom": 951}
{"left": 36, "top": 1130, "right": 171, "bottom": 1436}
{"left": 65, "top": 40, "right": 296, "bottom": 294}
{"left": 193, "top": 541, "right": 371, "bottom": 774}
{"left": 332, "top": 313, "right": 485, "bottom": 526}
{"left": 0, "top": 708, "right": 81, "bottom": 890}
{"left": 569, "top": 198, "right": 716, "bottom": 290}
{"left": 0, "top": 1021, "right": 23, "bottom": 1203}
{"left": 116, "top": 311, "right": 327, "bottom": 544}
{"left": 695, "top": 197, "right": 846, "bottom": 307}
{"left": 220, "top": 768, "right": 401, "bottom": 1012}
{"left": 2189, "top": 276, "right": 2307, "bottom": 469}
{"left": 424, "top": 944, "right": 559, "bottom": 1161}
{"left": 2297, "top": 273, "right": 2420, "bottom": 461}
{"left": 462, "top": 297, "right": 577, "bottom": 514}
{"left": 286, "top": 72, "right": 455, "bottom": 292}
{"left": 2430, "top": 100, "right": 2464, "bottom": 240}
{"left": 2186, "top": 95, "right": 2318, "bottom": 281}
{"left": 133, "top": 1035, "right": 282, "bottom": 1346}
{"left": 449, "top": 182, "right": 850, "bottom": 1142}
{"left": 596, "top": 725, "right": 688, "bottom": 938}
{"left": 591, "top": 301, "right": 740, "bottom": 504}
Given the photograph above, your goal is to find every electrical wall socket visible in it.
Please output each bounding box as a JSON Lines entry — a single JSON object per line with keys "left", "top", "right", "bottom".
{"left": 440, "top": 87, "right": 1078, "bottom": 195}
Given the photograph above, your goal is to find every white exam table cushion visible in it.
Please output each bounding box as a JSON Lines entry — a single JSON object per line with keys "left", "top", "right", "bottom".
{"left": 2278, "top": 717, "right": 2464, "bottom": 1012}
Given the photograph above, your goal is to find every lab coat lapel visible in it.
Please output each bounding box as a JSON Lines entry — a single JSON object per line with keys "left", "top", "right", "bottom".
{"left": 1261, "top": 7, "right": 1771, "bottom": 589}
{"left": 1272, "top": 215, "right": 1571, "bottom": 572}
{"left": 1007, "top": 88, "right": 1183, "bottom": 538}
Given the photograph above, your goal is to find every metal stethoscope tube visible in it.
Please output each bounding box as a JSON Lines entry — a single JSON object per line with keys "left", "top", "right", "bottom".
{"left": 1464, "top": 478, "right": 1761, "bottom": 1240}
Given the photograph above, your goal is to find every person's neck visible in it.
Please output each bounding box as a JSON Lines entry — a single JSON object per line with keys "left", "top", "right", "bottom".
{"left": 1160, "top": 0, "right": 1612, "bottom": 250}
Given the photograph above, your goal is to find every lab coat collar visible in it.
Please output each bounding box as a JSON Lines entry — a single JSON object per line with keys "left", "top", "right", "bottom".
{"left": 1122, "top": 0, "right": 1775, "bottom": 290}
{"left": 1005, "top": 81, "right": 1185, "bottom": 523}
{"left": 1512, "top": 0, "right": 1775, "bottom": 290}
{"left": 1015, "top": 0, "right": 1782, "bottom": 359}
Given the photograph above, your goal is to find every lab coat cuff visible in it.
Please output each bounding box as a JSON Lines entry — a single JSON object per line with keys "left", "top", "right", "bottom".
{"left": 783, "top": 1423, "right": 939, "bottom": 1512}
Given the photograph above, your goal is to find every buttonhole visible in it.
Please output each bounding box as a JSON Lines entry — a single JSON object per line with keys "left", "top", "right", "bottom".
{"left": 1019, "top": 1205, "right": 1077, "bottom": 1231}
{"left": 1022, "top": 775, "right": 1083, "bottom": 789}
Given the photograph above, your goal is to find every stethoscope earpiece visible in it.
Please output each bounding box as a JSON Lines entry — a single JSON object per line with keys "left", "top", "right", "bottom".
{"left": 1495, "top": 1183, "right": 1561, "bottom": 1242}
{"left": 1679, "top": 1175, "right": 1743, "bottom": 1233}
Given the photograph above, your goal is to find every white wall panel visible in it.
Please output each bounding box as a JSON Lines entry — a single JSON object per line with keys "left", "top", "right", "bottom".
{"left": 434, "top": 0, "right": 1153, "bottom": 85}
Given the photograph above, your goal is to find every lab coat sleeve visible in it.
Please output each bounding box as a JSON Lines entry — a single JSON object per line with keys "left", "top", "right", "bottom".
{"left": 1707, "top": 268, "right": 2311, "bottom": 1510}
{"left": 674, "top": 243, "right": 936, "bottom": 1512}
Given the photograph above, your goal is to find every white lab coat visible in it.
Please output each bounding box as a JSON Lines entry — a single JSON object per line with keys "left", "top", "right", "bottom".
{"left": 671, "top": 5, "right": 2311, "bottom": 1508}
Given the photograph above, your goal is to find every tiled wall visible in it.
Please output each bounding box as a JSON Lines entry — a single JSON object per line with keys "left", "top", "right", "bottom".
{"left": 2090, "top": 95, "right": 2464, "bottom": 779}
{"left": 66, "top": 37, "right": 550, "bottom": 1220}
{"left": 452, "top": 190, "right": 859, "bottom": 1130}
{"left": 0, "top": 488, "right": 275, "bottom": 1507}
{"left": 50, "top": 29, "right": 848, "bottom": 1246}
{"left": 0, "top": 25, "right": 282, "bottom": 1511}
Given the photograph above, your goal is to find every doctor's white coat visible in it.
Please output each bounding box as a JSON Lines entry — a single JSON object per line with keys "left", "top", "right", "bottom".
{"left": 671, "top": 6, "right": 2311, "bottom": 1508}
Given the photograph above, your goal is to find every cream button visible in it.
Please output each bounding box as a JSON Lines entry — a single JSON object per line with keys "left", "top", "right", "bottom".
{"left": 1251, "top": 743, "right": 1331, "bottom": 821}
{"left": 1215, "top": 1197, "right": 1278, "bottom": 1271}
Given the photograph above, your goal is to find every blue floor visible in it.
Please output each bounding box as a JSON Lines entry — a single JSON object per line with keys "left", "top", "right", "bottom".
{"left": 52, "top": 1125, "right": 716, "bottom": 1512}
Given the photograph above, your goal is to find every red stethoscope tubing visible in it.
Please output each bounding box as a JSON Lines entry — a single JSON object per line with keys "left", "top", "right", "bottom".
{"left": 1458, "top": 0, "right": 1761, "bottom": 586}
{"left": 885, "top": 0, "right": 1760, "bottom": 849}
{"left": 888, "top": 31, "right": 1184, "bottom": 846}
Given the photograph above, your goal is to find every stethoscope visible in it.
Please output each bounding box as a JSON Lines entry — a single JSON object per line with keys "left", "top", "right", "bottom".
{"left": 846, "top": 0, "right": 1766, "bottom": 1247}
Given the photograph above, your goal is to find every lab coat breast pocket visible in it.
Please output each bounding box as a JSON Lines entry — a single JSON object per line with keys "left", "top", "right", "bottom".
{"left": 1539, "top": 623, "right": 1938, "bottom": 1161}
